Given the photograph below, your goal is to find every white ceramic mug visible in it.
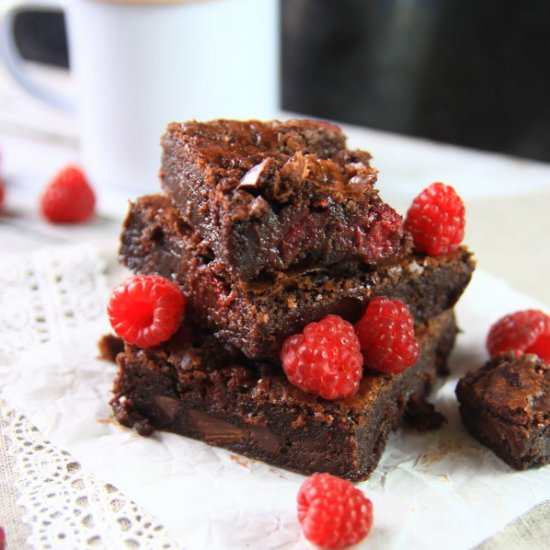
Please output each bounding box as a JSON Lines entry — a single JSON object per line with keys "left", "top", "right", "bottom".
{"left": 0, "top": 0, "right": 280, "bottom": 194}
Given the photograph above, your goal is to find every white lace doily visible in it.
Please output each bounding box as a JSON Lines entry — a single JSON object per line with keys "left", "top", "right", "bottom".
{"left": 0, "top": 401, "right": 179, "bottom": 550}
{"left": 0, "top": 243, "right": 109, "bottom": 360}
{"left": 0, "top": 244, "right": 179, "bottom": 549}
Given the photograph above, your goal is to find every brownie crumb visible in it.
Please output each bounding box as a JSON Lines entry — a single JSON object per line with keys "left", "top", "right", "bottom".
{"left": 98, "top": 334, "right": 124, "bottom": 363}
{"left": 111, "top": 394, "right": 155, "bottom": 437}
{"left": 405, "top": 396, "right": 447, "bottom": 431}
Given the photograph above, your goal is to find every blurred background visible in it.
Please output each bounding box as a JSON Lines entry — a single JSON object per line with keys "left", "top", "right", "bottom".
{"left": 9, "top": 0, "right": 550, "bottom": 163}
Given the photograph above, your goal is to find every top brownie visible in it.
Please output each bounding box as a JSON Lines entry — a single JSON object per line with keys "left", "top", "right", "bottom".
{"left": 161, "top": 119, "right": 412, "bottom": 280}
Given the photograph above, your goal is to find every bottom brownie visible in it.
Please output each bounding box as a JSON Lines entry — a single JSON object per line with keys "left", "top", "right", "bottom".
{"left": 111, "top": 310, "right": 457, "bottom": 481}
{"left": 456, "top": 353, "right": 549, "bottom": 470}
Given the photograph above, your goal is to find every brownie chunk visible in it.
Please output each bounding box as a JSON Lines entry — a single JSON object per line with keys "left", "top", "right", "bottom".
{"left": 160, "top": 119, "right": 412, "bottom": 280}
{"left": 120, "top": 194, "right": 475, "bottom": 361}
{"left": 456, "top": 353, "right": 549, "bottom": 469}
{"left": 112, "top": 310, "right": 457, "bottom": 481}
{"left": 97, "top": 334, "right": 124, "bottom": 363}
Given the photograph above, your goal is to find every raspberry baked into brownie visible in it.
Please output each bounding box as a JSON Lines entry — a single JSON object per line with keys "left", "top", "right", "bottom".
{"left": 108, "top": 119, "right": 475, "bottom": 480}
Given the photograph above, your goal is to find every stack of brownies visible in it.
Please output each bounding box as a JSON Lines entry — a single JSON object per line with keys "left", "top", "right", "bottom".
{"left": 111, "top": 119, "right": 475, "bottom": 481}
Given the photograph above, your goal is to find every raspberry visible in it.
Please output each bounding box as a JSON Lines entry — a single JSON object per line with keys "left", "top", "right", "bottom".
{"left": 107, "top": 275, "right": 186, "bottom": 348}
{"left": 404, "top": 182, "right": 465, "bottom": 255}
{"left": 297, "top": 473, "right": 373, "bottom": 550}
{"left": 355, "top": 296, "right": 419, "bottom": 374}
{"left": 40, "top": 165, "right": 96, "bottom": 223}
{"left": 280, "top": 315, "right": 363, "bottom": 400}
{"left": 487, "top": 309, "right": 550, "bottom": 362}
{"left": 0, "top": 526, "right": 4, "bottom": 550}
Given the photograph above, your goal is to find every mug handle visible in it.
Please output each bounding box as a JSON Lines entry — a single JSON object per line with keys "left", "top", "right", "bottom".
{"left": 0, "top": 0, "right": 75, "bottom": 110}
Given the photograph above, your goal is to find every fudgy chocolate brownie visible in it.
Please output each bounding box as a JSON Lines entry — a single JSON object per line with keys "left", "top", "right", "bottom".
{"left": 456, "top": 353, "right": 549, "bottom": 470}
{"left": 120, "top": 194, "right": 475, "bottom": 361}
{"left": 160, "top": 119, "right": 412, "bottom": 280}
{"left": 112, "top": 310, "right": 457, "bottom": 481}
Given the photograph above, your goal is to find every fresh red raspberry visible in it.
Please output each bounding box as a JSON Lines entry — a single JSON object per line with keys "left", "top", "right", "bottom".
{"left": 107, "top": 275, "right": 186, "bottom": 348}
{"left": 280, "top": 315, "right": 363, "bottom": 400}
{"left": 40, "top": 165, "right": 96, "bottom": 223}
{"left": 297, "top": 473, "right": 373, "bottom": 550}
{"left": 0, "top": 526, "right": 5, "bottom": 550}
{"left": 404, "top": 182, "right": 465, "bottom": 255}
{"left": 355, "top": 296, "right": 419, "bottom": 374}
{"left": 487, "top": 309, "right": 550, "bottom": 362}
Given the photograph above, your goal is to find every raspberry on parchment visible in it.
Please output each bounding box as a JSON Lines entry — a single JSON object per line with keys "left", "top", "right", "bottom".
{"left": 297, "top": 472, "right": 373, "bottom": 549}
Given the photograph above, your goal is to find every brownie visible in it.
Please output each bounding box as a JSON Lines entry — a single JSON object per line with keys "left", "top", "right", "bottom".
{"left": 120, "top": 194, "right": 475, "bottom": 360}
{"left": 456, "top": 353, "right": 550, "bottom": 470}
{"left": 112, "top": 310, "right": 457, "bottom": 481}
{"left": 98, "top": 333, "right": 124, "bottom": 363}
{"left": 160, "top": 119, "right": 412, "bottom": 280}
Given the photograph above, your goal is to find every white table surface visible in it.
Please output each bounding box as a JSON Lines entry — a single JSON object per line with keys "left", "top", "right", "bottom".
{"left": 0, "top": 62, "right": 549, "bottom": 549}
